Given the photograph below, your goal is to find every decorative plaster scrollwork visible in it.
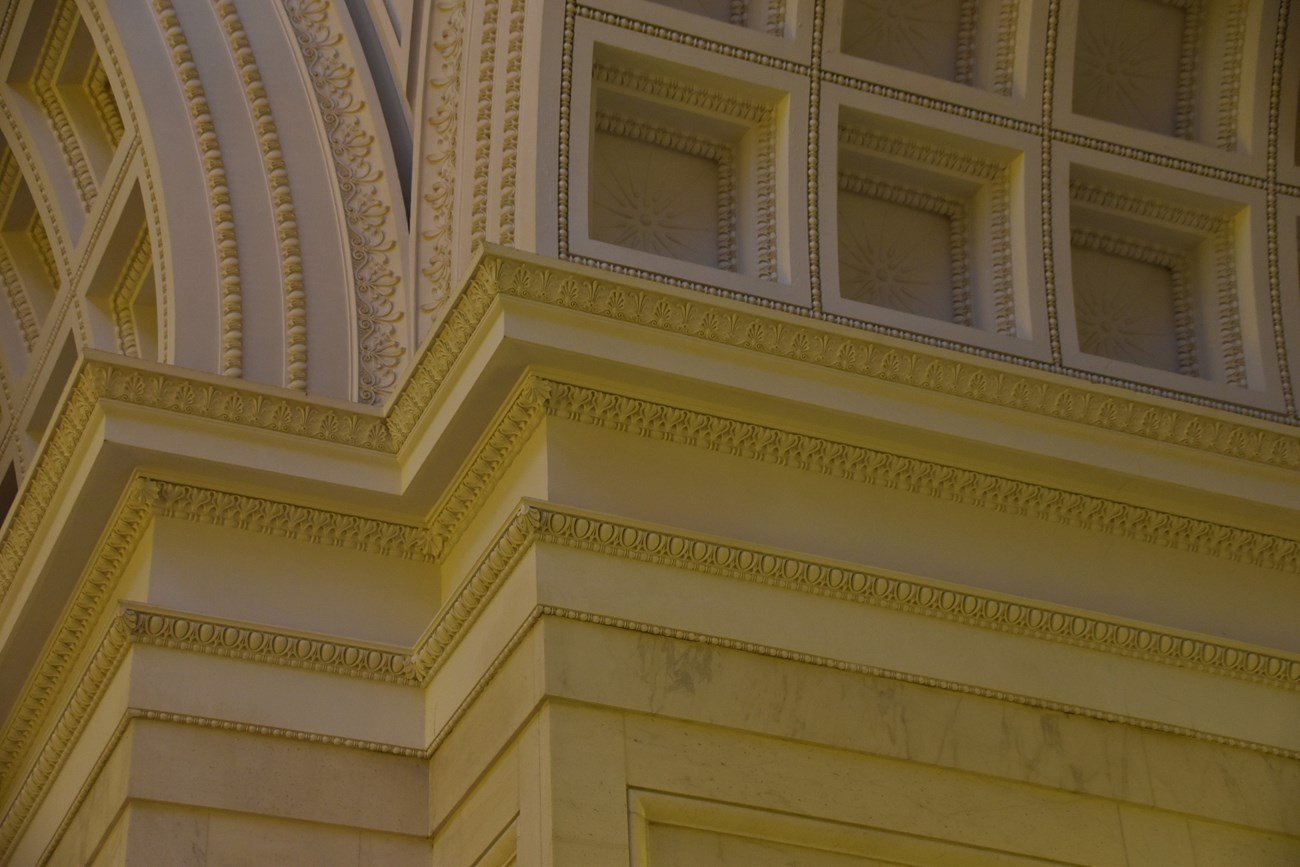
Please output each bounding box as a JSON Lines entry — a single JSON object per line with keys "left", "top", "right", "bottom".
{"left": 992, "top": 0, "right": 1018, "bottom": 95}
{"left": 86, "top": 361, "right": 392, "bottom": 447}
{"left": 411, "top": 499, "right": 1300, "bottom": 698}
{"left": 841, "top": 0, "right": 979, "bottom": 84}
{"left": 838, "top": 125, "right": 1003, "bottom": 182}
{"left": 590, "top": 62, "right": 777, "bottom": 279}
{"left": 0, "top": 359, "right": 392, "bottom": 604}
{"left": 281, "top": 0, "right": 405, "bottom": 404}
{"left": 1069, "top": 180, "right": 1244, "bottom": 385}
{"left": 591, "top": 63, "right": 771, "bottom": 123}
{"left": 411, "top": 501, "right": 541, "bottom": 680}
{"left": 1069, "top": 181, "right": 1227, "bottom": 235}
{"left": 427, "top": 376, "right": 551, "bottom": 557}
{"left": 419, "top": 0, "right": 468, "bottom": 320}
{"left": 593, "top": 111, "right": 739, "bottom": 270}
{"left": 0, "top": 488, "right": 150, "bottom": 808}
{"left": 151, "top": 0, "right": 243, "bottom": 378}
{"left": 1216, "top": 0, "right": 1249, "bottom": 149}
{"left": 1072, "top": 0, "right": 1201, "bottom": 138}
{"left": 529, "top": 505, "right": 1300, "bottom": 689}
{"left": 1214, "top": 228, "right": 1245, "bottom": 386}
{"left": 3, "top": 490, "right": 1298, "bottom": 853}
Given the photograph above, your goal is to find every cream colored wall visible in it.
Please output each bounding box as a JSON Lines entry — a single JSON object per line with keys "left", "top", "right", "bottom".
{"left": 0, "top": 0, "right": 1297, "bottom": 861}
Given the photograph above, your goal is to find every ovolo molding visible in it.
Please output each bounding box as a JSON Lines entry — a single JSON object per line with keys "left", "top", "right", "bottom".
{"left": 3, "top": 487, "right": 1299, "bottom": 858}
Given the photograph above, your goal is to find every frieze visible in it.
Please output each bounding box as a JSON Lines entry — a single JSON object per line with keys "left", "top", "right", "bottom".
{"left": 413, "top": 499, "right": 1300, "bottom": 695}
{"left": 468, "top": 254, "right": 1300, "bottom": 468}
{"left": 144, "top": 478, "right": 434, "bottom": 562}
{"left": 126, "top": 605, "right": 413, "bottom": 682}
{"left": 535, "top": 605, "right": 1300, "bottom": 761}
{"left": 0, "top": 478, "right": 440, "bottom": 848}
{"left": 527, "top": 505, "right": 1300, "bottom": 689}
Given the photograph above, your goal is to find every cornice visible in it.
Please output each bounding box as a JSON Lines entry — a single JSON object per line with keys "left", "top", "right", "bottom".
{"left": 0, "top": 605, "right": 414, "bottom": 860}
{"left": 525, "top": 504, "right": 1300, "bottom": 690}
{"left": 6, "top": 248, "right": 1300, "bottom": 624}
{"left": 0, "top": 357, "right": 392, "bottom": 602}
{"left": 35, "top": 705, "right": 420, "bottom": 865}
{"left": 4, "top": 494, "right": 1299, "bottom": 858}
{"left": 456, "top": 252, "right": 1300, "bottom": 469}
{"left": 4, "top": 245, "right": 1300, "bottom": 629}
{"left": 532, "top": 605, "right": 1300, "bottom": 761}
{"left": 125, "top": 604, "right": 412, "bottom": 682}
{"left": 415, "top": 498, "right": 1300, "bottom": 698}
{"left": 425, "top": 375, "right": 550, "bottom": 558}
{"left": 548, "top": 380, "right": 1300, "bottom": 572}
{"left": 0, "top": 476, "right": 429, "bottom": 819}
{"left": 33, "top": 598, "right": 1300, "bottom": 866}
{"left": 0, "top": 613, "right": 129, "bottom": 856}
{"left": 142, "top": 478, "right": 433, "bottom": 562}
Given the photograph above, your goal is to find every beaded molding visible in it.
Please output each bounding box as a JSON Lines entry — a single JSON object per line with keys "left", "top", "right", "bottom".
{"left": 212, "top": 0, "right": 307, "bottom": 391}
{"left": 151, "top": 0, "right": 243, "bottom": 379}
{"left": 499, "top": 0, "right": 526, "bottom": 246}
{"left": 31, "top": 0, "right": 96, "bottom": 211}
{"left": 109, "top": 224, "right": 152, "bottom": 358}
